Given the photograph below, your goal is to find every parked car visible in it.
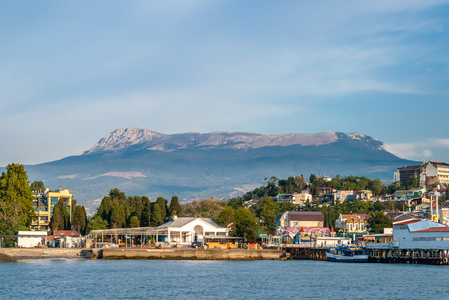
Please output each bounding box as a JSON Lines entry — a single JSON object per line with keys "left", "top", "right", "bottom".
{"left": 191, "top": 242, "right": 203, "bottom": 248}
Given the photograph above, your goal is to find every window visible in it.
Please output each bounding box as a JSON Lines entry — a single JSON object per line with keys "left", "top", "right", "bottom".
{"left": 51, "top": 197, "right": 58, "bottom": 205}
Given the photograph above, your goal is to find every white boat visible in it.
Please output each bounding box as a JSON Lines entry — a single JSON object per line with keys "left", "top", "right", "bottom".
{"left": 326, "top": 245, "right": 369, "bottom": 262}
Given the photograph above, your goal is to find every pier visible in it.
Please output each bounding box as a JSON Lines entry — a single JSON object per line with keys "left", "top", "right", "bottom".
{"left": 367, "top": 248, "right": 449, "bottom": 265}
{"left": 282, "top": 246, "right": 328, "bottom": 261}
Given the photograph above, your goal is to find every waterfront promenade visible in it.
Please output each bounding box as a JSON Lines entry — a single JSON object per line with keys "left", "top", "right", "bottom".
{"left": 0, "top": 247, "right": 285, "bottom": 261}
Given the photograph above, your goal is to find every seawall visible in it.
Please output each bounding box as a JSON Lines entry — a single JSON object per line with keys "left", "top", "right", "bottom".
{"left": 0, "top": 248, "right": 84, "bottom": 260}
{"left": 0, "top": 248, "right": 285, "bottom": 261}
{"left": 101, "top": 248, "right": 285, "bottom": 260}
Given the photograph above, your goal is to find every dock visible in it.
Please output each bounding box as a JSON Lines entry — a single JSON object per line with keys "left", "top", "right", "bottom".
{"left": 367, "top": 248, "right": 449, "bottom": 265}
{"left": 282, "top": 246, "right": 328, "bottom": 261}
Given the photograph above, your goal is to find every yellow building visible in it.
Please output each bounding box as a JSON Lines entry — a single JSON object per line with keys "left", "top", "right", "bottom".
{"left": 31, "top": 188, "right": 73, "bottom": 231}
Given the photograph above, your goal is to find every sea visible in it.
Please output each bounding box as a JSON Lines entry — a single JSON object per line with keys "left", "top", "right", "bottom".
{"left": 1, "top": 259, "right": 449, "bottom": 300}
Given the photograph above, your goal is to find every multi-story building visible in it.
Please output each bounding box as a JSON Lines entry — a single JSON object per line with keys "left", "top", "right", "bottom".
{"left": 275, "top": 193, "right": 312, "bottom": 206}
{"left": 335, "top": 213, "right": 367, "bottom": 233}
{"left": 395, "top": 165, "right": 421, "bottom": 188}
{"left": 31, "top": 187, "right": 73, "bottom": 231}
{"left": 317, "top": 187, "right": 336, "bottom": 197}
{"left": 333, "top": 190, "right": 357, "bottom": 204}
{"left": 394, "top": 160, "right": 449, "bottom": 188}
{"left": 275, "top": 211, "right": 326, "bottom": 237}
{"left": 424, "top": 161, "right": 449, "bottom": 186}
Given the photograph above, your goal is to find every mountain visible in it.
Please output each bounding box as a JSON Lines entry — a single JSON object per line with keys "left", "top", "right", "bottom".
{"left": 22, "top": 128, "right": 415, "bottom": 212}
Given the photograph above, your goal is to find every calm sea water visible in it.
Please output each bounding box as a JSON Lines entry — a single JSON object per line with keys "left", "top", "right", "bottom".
{"left": 1, "top": 259, "right": 449, "bottom": 300}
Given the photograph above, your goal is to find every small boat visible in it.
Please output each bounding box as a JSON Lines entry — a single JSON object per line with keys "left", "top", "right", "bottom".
{"left": 326, "top": 244, "right": 369, "bottom": 262}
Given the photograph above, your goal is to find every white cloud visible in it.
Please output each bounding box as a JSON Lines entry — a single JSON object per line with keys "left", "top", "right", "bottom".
{"left": 84, "top": 171, "right": 146, "bottom": 180}
{"left": 435, "top": 138, "right": 449, "bottom": 147}
{"left": 386, "top": 138, "right": 449, "bottom": 161}
{"left": 423, "top": 149, "right": 433, "bottom": 157}
{"left": 385, "top": 143, "right": 418, "bottom": 160}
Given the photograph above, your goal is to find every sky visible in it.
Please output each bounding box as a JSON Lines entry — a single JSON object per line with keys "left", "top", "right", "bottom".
{"left": 1, "top": 0, "right": 449, "bottom": 166}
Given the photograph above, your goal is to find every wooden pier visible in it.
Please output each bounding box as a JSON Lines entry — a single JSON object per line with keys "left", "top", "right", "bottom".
{"left": 282, "top": 246, "right": 449, "bottom": 265}
{"left": 283, "top": 246, "right": 328, "bottom": 261}
{"left": 368, "top": 248, "right": 449, "bottom": 265}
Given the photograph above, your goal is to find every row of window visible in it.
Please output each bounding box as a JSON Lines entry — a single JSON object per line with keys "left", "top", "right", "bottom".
{"left": 412, "top": 237, "right": 449, "bottom": 241}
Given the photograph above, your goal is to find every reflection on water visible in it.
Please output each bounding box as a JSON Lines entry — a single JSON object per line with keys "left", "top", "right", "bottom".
{"left": 1, "top": 259, "right": 449, "bottom": 299}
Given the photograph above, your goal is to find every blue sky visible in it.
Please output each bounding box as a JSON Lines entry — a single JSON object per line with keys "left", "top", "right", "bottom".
{"left": 1, "top": 0, "right": 449, "bottom": 166}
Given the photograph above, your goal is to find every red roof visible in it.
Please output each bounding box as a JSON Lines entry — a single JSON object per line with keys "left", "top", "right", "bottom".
{"left": 393, "top": 219, "right": 421, "bottom": 226}
{"left": 52, "top": 230, "right": 80, "bottom": 237}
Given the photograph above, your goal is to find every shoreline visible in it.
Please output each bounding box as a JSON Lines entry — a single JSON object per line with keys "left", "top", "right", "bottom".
{"left": 0, "top": 248, "right": 285, "bottom": 261}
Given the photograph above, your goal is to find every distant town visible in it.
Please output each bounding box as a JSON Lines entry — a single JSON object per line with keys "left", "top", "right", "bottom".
{"left": 1, "top": 160, "right": 449, "bottom": 264}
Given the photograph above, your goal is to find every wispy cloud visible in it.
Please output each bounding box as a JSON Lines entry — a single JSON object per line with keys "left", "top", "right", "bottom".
{"left": 386, "top": 138, "right": 449, "bottom": 161}
{"left": 0, "top": 1, "right": 449, "bottom": 165}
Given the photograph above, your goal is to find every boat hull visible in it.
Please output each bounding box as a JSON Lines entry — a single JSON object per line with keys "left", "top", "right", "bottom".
{"left": 326, "top": 253, "right": 369, "bottom": 262}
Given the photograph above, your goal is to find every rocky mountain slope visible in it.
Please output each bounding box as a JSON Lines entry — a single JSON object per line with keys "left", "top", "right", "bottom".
{"left": 22, "top": 128, "right": 414, "bottom": 212}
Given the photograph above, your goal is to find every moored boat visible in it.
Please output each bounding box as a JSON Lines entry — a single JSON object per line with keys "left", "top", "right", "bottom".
{"left": 326, "top": 244, "right": 369, "bottom": 262}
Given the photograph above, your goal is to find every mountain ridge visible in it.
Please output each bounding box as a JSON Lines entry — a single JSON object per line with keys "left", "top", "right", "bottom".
{"left": 16, "top": 127, "right": 414, "bottom": 212}
{"left": 84, "top": 127, "right": 386, "bottom": 155}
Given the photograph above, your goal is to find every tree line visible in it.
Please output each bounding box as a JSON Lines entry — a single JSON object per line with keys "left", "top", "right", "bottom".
{"left": 90, "top": 188, "right": 181, "bottom": 230}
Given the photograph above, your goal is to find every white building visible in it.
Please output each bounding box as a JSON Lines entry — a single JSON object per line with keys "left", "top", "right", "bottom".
{"left": 155, "top": 216, "right": 230, "bottom": 244}
{"left": 17, "top": 231, "right": 47, "bottom": 247}
{"left": 393, "top": 219, "right": 449, "bottom": 249}
{"left": 275, "top": 193, "right": 312, "bottom": 206}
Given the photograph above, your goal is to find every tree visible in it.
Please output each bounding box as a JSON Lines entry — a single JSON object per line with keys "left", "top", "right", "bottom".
{"left": 30, "top": 181, "right": 45, "bottom": 193}
{"left": 50, "top": 199, "right": 70, "bottom": 230}
{"left": 178, "top": 198, "right": 224, "bottom": 222}
{"left": 109, "top": 188, "right": 126, "bottom": 202}
{"left": 141, "top": 196, "right": 151, "bottom": 227}
{"left": 97, "top": 196, "right": 113, "bottom": 223}
{"left": 367, "top": 211, "right": 392, "bottom": 234}
{"left": 50, "top": 201, "right": 65, "bottom": 230}
{"left": 129, "top": 216, "right": 140, "bottom": 228}
{"left": 217, "top": 205, "right": 234, "bottom": 227}
{"left": 72, "top": 205, "right": 87, "bottom": 234}
{"left": 0, "top": 163, "right": 35, "bottom": 231}
{"left": 232, "top": 207, "right": 259, "bottom": 241}
{"left": 88, "top": 216, "right": 109, "bottom": 231}
{"left": 228, "top": 197, "right": 244, "bottom": 210}
{"left": 151, "top": 203, "right": 163, "bottom": 226}
{"left": 407, "top": 174, "right": 420, "bottom": 189}
{"left": 169, "top": 196, "right": 181, "bottom": 217}
{"left": 110, "top": 199, "right": 126, "bottom": 228}
{"left": 156, "top": 197, "right": 168, "bottom": 222}
{"left": 255, "top": 197, "right": 279, "bottom": 234}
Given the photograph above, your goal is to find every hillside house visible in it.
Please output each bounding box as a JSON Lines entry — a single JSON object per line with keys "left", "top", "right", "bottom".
{"left": 275, "top": 211, "right": 328, "bottom": 237}
{"left": 335, "top": 214, "right": 367, "bottom": 233}
{"left": 275, "top": 193, "right": 312, "bottom": 206}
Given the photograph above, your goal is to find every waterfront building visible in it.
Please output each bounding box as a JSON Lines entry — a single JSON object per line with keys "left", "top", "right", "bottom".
{"left": 155, "top": 216, "right": 230, "bottom": 245}
{"left": 17, "top": 231, "right": 47, "bottom": 247}
{"left": 392, "top": 219, "right": 449, "bottom": 249}
{"left": 31, "top": 187, "right": 73, "bottom": 231}
{"left": 49, "top": 230, "right": 82, "bottom": 248}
